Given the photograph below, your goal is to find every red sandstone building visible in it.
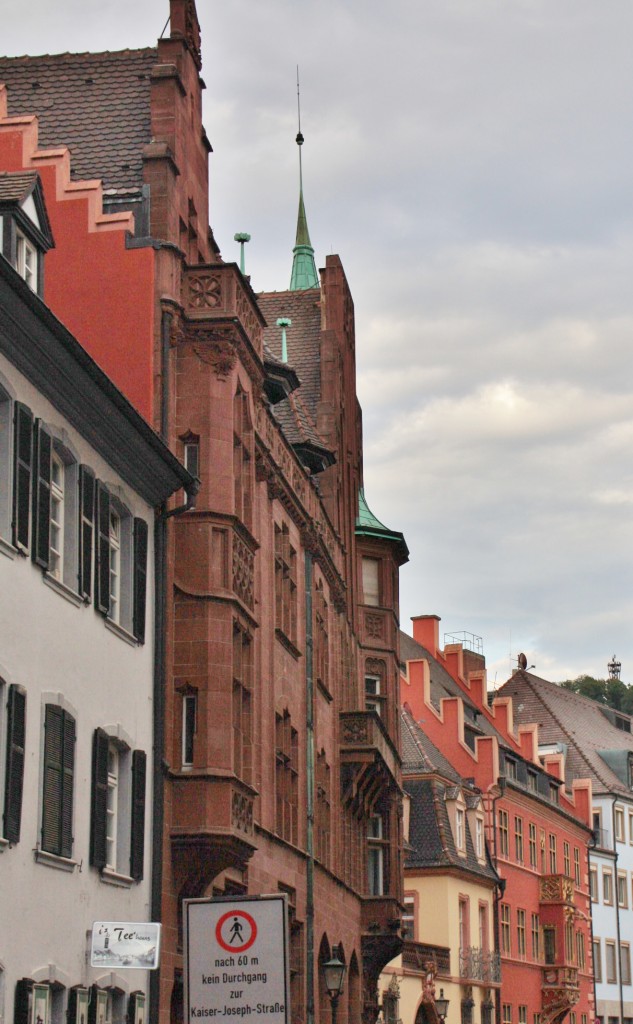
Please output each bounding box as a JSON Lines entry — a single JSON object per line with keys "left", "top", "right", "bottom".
{"left": 0, "top": 3, "right": 408, "bottom": 1023}
{"left": 400, "top": 617, "right": 595, "bottom": 1024}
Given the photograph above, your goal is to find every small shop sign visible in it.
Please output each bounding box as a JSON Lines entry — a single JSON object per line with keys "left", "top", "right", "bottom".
{"left": 91, "top": 922, "right": 161, "bottom": 969}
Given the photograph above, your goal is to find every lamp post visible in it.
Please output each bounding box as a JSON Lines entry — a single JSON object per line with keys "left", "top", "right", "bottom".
{"left": 435, "top": 989, "right": 450, "bottom": 1023}
{"left": 322, "top": 953, "right": 347, "bottom": 1024}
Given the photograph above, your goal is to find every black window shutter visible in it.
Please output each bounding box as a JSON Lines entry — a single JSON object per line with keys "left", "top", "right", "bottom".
{"left": 14, "top": 979, "right": 33, "bottom": 1024}
{"left": 42, "top": 704, "right": 75, "bottom": 857}
{"left": 61, "top": 710, "right": 75, "bottom": 859}
{"left": 90, "top": 728, "right": 109, "bottom": 869}
{"left": 78, "top": 465, "right": 96, "bottom": 599}
{"left": 87, "top": 986, "right": 99, "bottom": 1024}
{"left": 130, "top": 749, "right": 146, "bottom": 881}
{"left": 133, "top": 517, "right": 148, "bottom": 642}
{"left": 32, "top": 419, "right": 52, "bottom": 568}
{"left": 67, "top": 988, "right": 78, "bottom": 1024}
{"left": 12, "top": 402, "right": 33, "bottom": 552}
{"left": 95, "top": 482, "right": 110, "bottom": 615}
{"left": 3, "top": 684, "right": 26, "bottom": 844}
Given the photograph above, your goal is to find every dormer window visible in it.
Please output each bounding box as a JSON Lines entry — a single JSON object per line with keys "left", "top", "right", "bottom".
{"left": 0, "top": 170, "right": 54, "bottom": 297}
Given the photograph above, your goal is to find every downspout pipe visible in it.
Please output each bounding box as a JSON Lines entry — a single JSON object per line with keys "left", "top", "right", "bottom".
{"left": 587, "top": 830, "right": 598, "bottom": 1024}
{"left": 305, "top": 552, "right": 315, "bottom": 1024}
{"left": 488, "top": 777, "right": 506, "bottom": 1024}
{"left": 150, "top": 487, "right": 198, "bottom": 1024}
{"left": 612, "top": 799, "right": 625, "bottom": 1024}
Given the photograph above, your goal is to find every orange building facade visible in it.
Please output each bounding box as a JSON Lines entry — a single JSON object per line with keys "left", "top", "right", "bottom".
{"left": 0, "top": 3, "right": 408, "bottom": 1023}
{"left": 400, "top": 616, "right": 595, "bottom": 1024}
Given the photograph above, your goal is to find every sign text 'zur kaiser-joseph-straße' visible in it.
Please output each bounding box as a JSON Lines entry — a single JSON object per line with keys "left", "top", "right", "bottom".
{"left": 184, "top": 895, "right": 289, "bottom": 1023}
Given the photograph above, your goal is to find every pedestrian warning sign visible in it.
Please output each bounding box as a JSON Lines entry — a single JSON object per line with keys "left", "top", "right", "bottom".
{"left": 184, "top": 894, "right": 289, "bottom": 1024}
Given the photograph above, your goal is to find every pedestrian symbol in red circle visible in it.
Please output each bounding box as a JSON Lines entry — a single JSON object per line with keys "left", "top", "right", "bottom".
{"left": 216, "top": 910, "right": 258, "bottom": 953}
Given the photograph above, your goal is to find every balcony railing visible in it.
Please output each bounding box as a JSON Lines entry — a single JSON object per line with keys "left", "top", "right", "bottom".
{"left": 402, "top": 939, "right": 450, "bottom": 976}
{"left": 459, "top": 947, "right": 501, "bottom": 983}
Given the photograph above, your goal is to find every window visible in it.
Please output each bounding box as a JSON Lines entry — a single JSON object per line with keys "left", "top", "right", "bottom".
{"left": 565, "top": 920, "right": 574, "bottom": 962}
{"left": 604, "top": 869, "right": 613, "bottom": 905}
{"left": 543, "top": 927, "right": 556, "bottom": 965}
{"left": 502, "top": 1005, "right": 512, "bottom": 1024}
{"left": 459, "top": 896, "right": 470, "bottom": 950}
{"left": 16, "top": 229, "right": 37, "bottom": 290}
{"left": 481, "top": 1002, "right": 494, "bottom": 1024}
{"left": 590, "top": 867, "right": 598, "bottom": 901}
{"left": 275, "top": 710, "right": 298, "bottom": 845}
{"left": 519, "top": 1008, "right": 527, "bottom": 1024}
{"left": 1, "top": 682, "right": 26, "bottom": 844}
{"left": 314, "top": 581, "right": 329, "bottom": 692}
{"left": 182, "top": 692, "right": 197, "bottom": 767}
{"left": 564, "top": 841, "right": 570, "bottom": 878}
{"left": 274, "top": 523, "right": 297, "bottom": 644}
{"left": 593, "top": 940, "right": 602, "bottom": 982}
{"left": 531, "top": 913, "right": 540, "bottom": 961}
{"left": 606, "top": 941, "right": 617, "bottom": 984}
{"left": 403, "top": 894, "right": 415, "bottom": 939}
{"left": 49, "top": 451, "right": 64, "bottom": 579}
{"left": 529, "top": 822, "right": 537, "bottom": 868}
{"left": 89, "top": 728, "right": 146, "bottom": 880}
{"left": 501, "top": 903, "right": 511, "bottom": 954}
{"left": 527, "top": 771, "right": 538, "bottom": 793}
{"left": 499, "top": 809, "right": 509, "bottom": 856}
{"left": 95, "top": 483, "right": 148, "bottom": 641}
{"left": 184, "top": 439, "right": 200, "bottom": 479}
{"left": 621, "top": 944, "right": 631, "bottom": 986}
{"left": 515, "top": 816, "right": 524, "bottom": 862}
{"left": 233, "top": 386, "right": 253, "bottom": 529}
{"left": 629, "top": 811, "right": 633, "bottom": 845}
{"left": 456, "top": 808, "right": 466, "bottom": 852}
{"left": 618, "top": 872, "right": 628, "bottom": 908}
{"left": 574, "top": 847, "right": 581, "bottom": 885}
{"left": 361, "top": 557, "right": 380, "bottom": 606}
{"left": 549, "top": 833, "right": 557, "bottom": 873}
{"left": 365, "top": 662, "right": 386, "bottom": 716}
{"left": 41, "top": 703, "right": 75, "bottom": 858}
{"left": 315, "top": 750, "right": 330, "bottom": 866}
{"left": 233, "top": 622, "right": 253, "bottom": 785}
{"left": 615, "top": 807, "right": 625, "bottom": 842}
{"left": 576, "top": 931, "right": 585, "bottom": 970}
{"left": 479, "top": 902, "right": 489, "bottom": 951}
{"left": 368, "top": 814, "right": 388, "bottom": 896}
{"left": 517, "top": 909, "right": 526, "bottom": 959}
{"left": 475, "top": 816, "right": 484, "bottom": 859}
{"left": 540, "top": 828, "right": 546, "bottom": 872}
{"left": 506, "top": 759, "right": 518, "bottom": 782}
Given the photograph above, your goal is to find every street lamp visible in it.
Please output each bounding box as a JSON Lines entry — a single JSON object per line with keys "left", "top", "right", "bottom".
{"left": 322, "top": 953, "right": 347, "bottom": 1024}
{"left": 435, "top": 989, "right": 450, "bottom": 1023}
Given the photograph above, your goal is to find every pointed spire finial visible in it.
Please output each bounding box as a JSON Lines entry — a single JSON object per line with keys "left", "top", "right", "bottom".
{"left": 290, "top": 67, "right": 318, "bottom": 290}
{"left": 234, "top": 232, "right": 251, "bottom": 275}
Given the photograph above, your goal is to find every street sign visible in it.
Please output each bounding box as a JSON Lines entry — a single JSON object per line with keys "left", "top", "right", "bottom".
{"left": 184, "top": 894, "right": 290, "bottom": 1024}
{"left": 91, "top": 922, "right": 161, "bottom": 969}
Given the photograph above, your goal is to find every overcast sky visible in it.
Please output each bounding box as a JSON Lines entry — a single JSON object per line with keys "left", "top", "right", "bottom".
{"left": 4, "top": 1, "right": 633, "bottom": 686}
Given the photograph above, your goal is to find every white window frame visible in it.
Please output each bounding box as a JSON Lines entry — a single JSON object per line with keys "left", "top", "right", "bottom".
{"left": 365, "top": 675, "right": 382, "bottom": 715}
{"left": 456, "top": 807, "right": 465, "bottom": 852}
{"left": 101, "top": 731, "right": 133, "bottom": 878}
{"left": 361, "top": 557, "right": 380, "bottom": 607}
{"left": 476, "top": 816, "right": 484, "bottom": 859}
{"left": 49, "top": 451, "right": 64, "bottom": 580}
{"left": 16, "top": 229, "right": 37, "bottom": 291}
{"left": 368, "top": 814, "right": 385, "bottom": 895}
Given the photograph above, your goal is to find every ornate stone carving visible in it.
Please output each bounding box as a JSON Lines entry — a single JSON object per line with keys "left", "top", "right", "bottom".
{"left": 187, "top": 272, "right": 223, "bottom": 309}
{"left": 365, "top": 613, "right": 384, "bottom": 640}
{"left": 232, "top": 534, "right": 255, "bottom": 610}
{"left": 342, "top": 717, "right": 369, "bottom": 745}
{"left": 191, "top": 338, "right": 235, "bottom": 380}
{"left": 231, "top": 790, "right": 254, "bottom": 835}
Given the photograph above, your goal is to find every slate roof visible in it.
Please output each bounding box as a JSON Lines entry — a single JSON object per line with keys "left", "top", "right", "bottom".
{"left": 401, "top": 711, "right": 498, "bottom": 881}
{"left": 0, "top": 50, "right": 157, "bottom": 192}
{"left": 258, "top": 288, "right": 333, "bottom": 459}
{"left": 0, "top": 169, "right": 39, "bottom": 203}
{"left": 499, "top": 669, "right": 633, "bottom": 796}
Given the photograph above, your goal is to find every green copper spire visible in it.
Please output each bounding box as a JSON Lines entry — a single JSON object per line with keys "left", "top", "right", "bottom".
{"left": 290, "top": 73, "right": 318, "bottom": 291}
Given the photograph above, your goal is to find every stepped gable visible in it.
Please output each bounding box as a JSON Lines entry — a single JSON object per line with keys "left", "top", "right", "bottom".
{"left": 0, "top": 50, "right": 156, "bottom": 191}
{"left": 401, "top": 706, "right": 461, "bottom": 780}
{"left": 401, "top": 628, "right": 500, "bottom": 742}
{"left": 501, "top": 668, "right": 633, "bottom": 795}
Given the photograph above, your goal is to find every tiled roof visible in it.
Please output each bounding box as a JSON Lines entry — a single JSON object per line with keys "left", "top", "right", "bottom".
{"left": 0, "top": 170, "right": 39, "bottom": 203}
{"left": 258, "top": 288, "right": 333, "bottom": 459}
{"left": 258, "top": 289, "right": 322, "bottom": 418}
{"left": 499, "top": 669, "right": 633, "bottom": 795}
{"left": 0, "top": 50, "right": 157, "bottom": 191}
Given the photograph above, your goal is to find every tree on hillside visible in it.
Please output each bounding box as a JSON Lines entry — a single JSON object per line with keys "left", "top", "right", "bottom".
{"left": 560, "top": 674, "right": 633, "bottom": 715}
